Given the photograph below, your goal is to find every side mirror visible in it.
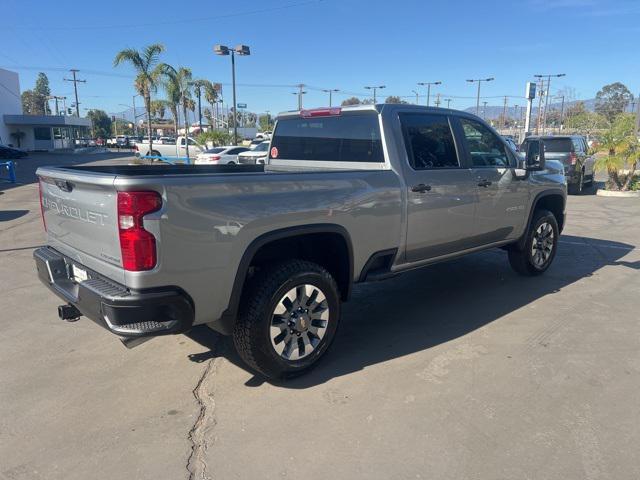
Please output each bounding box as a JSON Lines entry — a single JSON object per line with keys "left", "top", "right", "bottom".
{"left": 525, "top": 139, "right": 545, "bottom": 171}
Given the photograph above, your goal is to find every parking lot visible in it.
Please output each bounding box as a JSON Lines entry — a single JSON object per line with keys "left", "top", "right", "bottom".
{"left": 1, "top": 152, "right": 639, "bottom": 480}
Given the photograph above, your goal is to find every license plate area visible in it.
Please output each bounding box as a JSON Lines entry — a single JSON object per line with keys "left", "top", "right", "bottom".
{"left": 71, "top": 264, "right": 89, "bottom": 283}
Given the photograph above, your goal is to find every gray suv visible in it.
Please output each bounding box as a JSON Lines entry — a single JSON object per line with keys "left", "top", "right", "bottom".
{"left": 522, "top": 135, "right": 595, "bottom": 194}
{"left": 34, "top": 104, "right": 566, "bottom": 378}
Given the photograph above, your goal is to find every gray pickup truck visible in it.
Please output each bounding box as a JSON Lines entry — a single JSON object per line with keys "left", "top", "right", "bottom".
{"left": 34, "top": 104, "right": 566, "bottom": 378}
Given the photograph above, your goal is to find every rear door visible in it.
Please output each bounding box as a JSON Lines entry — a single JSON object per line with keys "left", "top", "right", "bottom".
{"left": 456, "top": 117, "right": 529, "bottom": 245}
{"left": 399, "top": 112, "right": 479, "bottom": 262}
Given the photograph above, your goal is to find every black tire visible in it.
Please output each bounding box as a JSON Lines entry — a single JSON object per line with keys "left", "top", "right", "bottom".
{"left": 568, "top": 169, "right": 584, "bottom": 195}
{"left": 508, "top": 209, "right": 559, "bottom": 276}
{"left": 233, "top": 260, "right": 341, "bottom": 379}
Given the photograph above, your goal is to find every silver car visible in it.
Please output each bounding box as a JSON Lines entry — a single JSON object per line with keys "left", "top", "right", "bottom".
{"left": 194, "top": 146, "right": 250, "bottom": 165}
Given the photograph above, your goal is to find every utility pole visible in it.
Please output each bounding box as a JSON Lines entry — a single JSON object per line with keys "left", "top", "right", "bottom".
{"left": 411, "top": 90, "right": 419, "bottom": 104}
{"left": 466, "top": 77, "right": 494, "bottom": 115}
{"left": 558, "top": 95, "right": 565, "bottom": 132}
{"left": 434, "top": 93, "right": 441, "bottom": 107}
{"left": 364, "top": 85, "right": 385, "bottom": 103}
{"left": 321, "top": 88, "right": 339, "bottom": 107}
{"left": 445, "top": 98, "right": 452, "bottom": 109}
{"left": 501, "top": 96, "right": 508, "bottom": 131}
{"left": 534, "top": 73, "right": 565, "bottom": 135}
{"left": 482, "top": 101, "right": 488, "bottom": 119}
{"left": 64, "top": 69, "right": 86, "bottom": 117}
{"left": 417, "top": 81, "right": 442, "bottom": 107}
{"left": 296, "top": 83, "right": 306, "bottom": 110}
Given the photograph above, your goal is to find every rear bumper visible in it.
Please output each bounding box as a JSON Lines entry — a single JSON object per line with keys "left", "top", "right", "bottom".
{"left": 34, "top": 247, "right": 194, "bottom": 338}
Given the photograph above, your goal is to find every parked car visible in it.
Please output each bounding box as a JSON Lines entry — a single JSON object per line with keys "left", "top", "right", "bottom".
{"left": 256, "top": 131, "right": 272, "bottom": 139}
{"left": 194, "top": 145, "right": 250, "bottom": 164}
{"left": 34, "top": 104, "right": 565, "bottom": 379}
{"left": 238, "top": 141, "right": 270, "bottom": 164}
{"left": 0, "top": 143, "right": 27, "bottom": 159}
{"left": 521, "top": 135, "right": 594, "bottom": 194}
{"left": 134, "top": 136, "right": 205, "bottom": 160}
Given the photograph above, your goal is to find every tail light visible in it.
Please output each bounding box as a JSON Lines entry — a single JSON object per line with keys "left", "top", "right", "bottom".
{"left": 38, "top": 179, "right": 47, "bottom": 232}
{"left": 208, "top": 155, "right": 221, "bottom": 161}
{"left": 569, "top": 152, "right": 577, "bottom": 165}
{"left": 300, "top": 107, "right": 341, "bottom": 117}
{"left": 117, "top": 191, "right": 162, "bottom": 271}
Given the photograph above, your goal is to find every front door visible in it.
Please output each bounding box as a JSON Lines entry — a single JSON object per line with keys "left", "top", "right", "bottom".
{"left": 399, "top": 112, "right": 479, "bottom": 263}
{"left": 457, "top": 117, "right": 529, "bottom": 245}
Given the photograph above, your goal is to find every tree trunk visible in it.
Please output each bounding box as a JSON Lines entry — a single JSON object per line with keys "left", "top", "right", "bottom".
{"left": 621, "top": 159, "right": 638, "bottom": 191}
{"left": 183, "top": 102, "right": 190, "bottom": 159}
{"left": 145, "top": 93, "right": 153, "bottom": 154}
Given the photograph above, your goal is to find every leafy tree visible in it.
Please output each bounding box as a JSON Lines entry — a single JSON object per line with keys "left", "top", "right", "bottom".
{"left": 159, "top": 65, "right": 194, "bottom": 151}
{"left": 197, "top": 130, "right": 231, "bottom": 147}
{"left": 21, "top": 90, "right": 46, "bottom": 115}
{"left": 564, "top": 101, "right": 608, "bottom": 134}
{"left": 595, "top": 82, "right": 633, "bottom": 123}
{"left": 384, "top": 96, "right": 407, "bottom": 104}
{"left": 34, "top": 72, "right": 51, "bottom": 98}
{"left": 86, "top": 109, "right": 112, "bottom": 138}
{"left": 341, "top": 97, "right": 361, "bottom": 106}
{"left": 596, "top": 113, "right": 638, "bottom": 191}
{"left": 114, "top": 43, "right": 165, "bottom": 152}
{"left": 259, "top": 113, "right": 272, "bottom": 131}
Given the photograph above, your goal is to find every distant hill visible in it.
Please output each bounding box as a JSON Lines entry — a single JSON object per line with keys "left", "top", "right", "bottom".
{"left": 464, "top": 98, "right": 597, "bottom": 120}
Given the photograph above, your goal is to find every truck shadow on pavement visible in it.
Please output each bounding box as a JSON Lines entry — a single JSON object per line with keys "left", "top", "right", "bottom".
{"left": 186, "top": 234, "right": 638, "bottom": 388}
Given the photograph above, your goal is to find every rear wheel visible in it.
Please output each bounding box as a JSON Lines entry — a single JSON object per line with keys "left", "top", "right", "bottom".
{"left": 508, "top": 209, "right": 559, "bottom": 276}
{"left": 233, "top": 260, "right": 340, "bottom": 379}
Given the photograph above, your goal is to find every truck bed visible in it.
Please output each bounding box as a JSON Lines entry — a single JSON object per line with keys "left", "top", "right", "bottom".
{"left": 56, "top": 164, "right": 264, "bottom": 176}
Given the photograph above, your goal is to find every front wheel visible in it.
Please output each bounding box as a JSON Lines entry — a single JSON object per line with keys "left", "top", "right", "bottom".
{"left": 233, "top": 260, "right": 340, "bottom": 379}
{"left": 508, "top": 209, "right": 559, "bottom": 276}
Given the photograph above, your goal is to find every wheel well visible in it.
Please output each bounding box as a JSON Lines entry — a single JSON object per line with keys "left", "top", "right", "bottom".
{"left": 249, "top": 232, "right": 352, "bottom": 301}
{"left": 535, "top": 194, "right": 565, "bottom": 232}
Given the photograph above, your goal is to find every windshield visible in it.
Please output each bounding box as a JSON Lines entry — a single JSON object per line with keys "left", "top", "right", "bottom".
{"left": 254, "top": 142, "right": 270, "bottom": 152}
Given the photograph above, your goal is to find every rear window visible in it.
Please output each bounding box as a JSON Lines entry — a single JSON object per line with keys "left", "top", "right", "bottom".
{"left": 524, "top": 138, "right": 573, "bottom": 153}
{"left": 204, "top": 147, "right": 225, "bottom": 154}
{"left": 269, "top": 114, "right": 384, "bottom": 163}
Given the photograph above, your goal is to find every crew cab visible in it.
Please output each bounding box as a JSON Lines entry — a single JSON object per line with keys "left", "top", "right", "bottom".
{"left": 34, "top": 104, "right": 566, "bottom": 379}
{"left": 134, "top": 135, "right": 205, "bottom": 160}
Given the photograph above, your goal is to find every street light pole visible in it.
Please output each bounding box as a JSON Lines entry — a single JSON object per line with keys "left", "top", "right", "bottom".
{"left": 411, "top": 90, "right": 419, "bottom": 104}
{"left": 322, "top": 88, "right": 339, "bottom": 107}
{"left": 214, "top": 44, "right": 251, "bottom": 146}
{"left": 466, "top": 78, "right": 494, "bottom": 115}
{"left": 364, "top": 85, "right": 385, "bottom": 103}
{"left": 535, "top": 73, "right": 565, "bottom": 135}
{"left": 417, "top": 81, "right": 442, "bottom": 107}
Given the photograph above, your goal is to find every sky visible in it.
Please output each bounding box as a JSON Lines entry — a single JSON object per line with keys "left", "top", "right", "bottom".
{"left": 1, "top": 0, "right": 639, "bottom": 117}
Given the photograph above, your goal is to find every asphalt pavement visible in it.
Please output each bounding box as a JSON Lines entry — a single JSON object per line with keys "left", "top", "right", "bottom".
{"left": 1, "top": 152, "right": 639, "bottom": 480}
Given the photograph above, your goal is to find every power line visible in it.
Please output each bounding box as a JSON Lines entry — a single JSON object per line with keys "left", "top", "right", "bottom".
{"left": 8, "top": 0, "right": 324, "bottom": 31}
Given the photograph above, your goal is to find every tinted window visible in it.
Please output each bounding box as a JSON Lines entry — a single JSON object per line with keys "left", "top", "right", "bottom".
{"left": 270, "top": 114, "right": 383, "bottom": 162}
{"left": 254, "top": 142, "right": 270, "bottom": 152}
{"left": 204, "top": 148, "right": 225, "bottom": 154}
{"left": 572, "top": 138, "right": 584, "bottom": 152}
{"left": 34, "top": 127, "right": 51, "bottom": 141}
{"left": 400, "top": 114, "right": 459, "bottom": 169}
{"left": 543, "top": 138, "right": 574, "bottom": 152}
{"left": 460, "top": 118, "right": 510, "bottom": 167}
{"left": 227, "top": 148, "right": 247, "bottom": 154}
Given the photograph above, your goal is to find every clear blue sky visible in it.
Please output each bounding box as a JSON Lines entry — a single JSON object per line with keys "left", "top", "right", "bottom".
{"left": 1, "top": 0, "right": 638, "bottom": 116}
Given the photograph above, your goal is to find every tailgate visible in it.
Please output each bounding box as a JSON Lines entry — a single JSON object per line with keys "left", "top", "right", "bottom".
{"left": 38, "top": 167, "right": 123, "bottom": 273}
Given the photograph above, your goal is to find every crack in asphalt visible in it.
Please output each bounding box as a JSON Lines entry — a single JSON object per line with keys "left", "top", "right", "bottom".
{"left": 186, "top": 355, "right": 220, "bottom": 480}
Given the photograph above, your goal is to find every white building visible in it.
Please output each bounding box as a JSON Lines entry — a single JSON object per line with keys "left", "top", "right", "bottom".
{"left": 0, "top": 67, "right": 91, "bottom": 150}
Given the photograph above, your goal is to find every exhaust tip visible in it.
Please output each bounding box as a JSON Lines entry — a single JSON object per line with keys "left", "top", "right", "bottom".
{"left": 58, "top": 304, "right": 81, "bottom": 322}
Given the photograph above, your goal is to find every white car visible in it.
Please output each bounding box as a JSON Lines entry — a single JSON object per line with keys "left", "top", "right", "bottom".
{"left": 238, "top": 141, "right": 270, "bottom": 165}
{"left": 194, "top": 145, "right": 250, "bottom": 165}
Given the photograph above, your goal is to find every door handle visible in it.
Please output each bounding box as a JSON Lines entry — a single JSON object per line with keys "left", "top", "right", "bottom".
{"left": 477, "top": 179, "right": 492, "bottom": 187}
{"left": 411, "top": 183, "right": 432, "bottom": 193}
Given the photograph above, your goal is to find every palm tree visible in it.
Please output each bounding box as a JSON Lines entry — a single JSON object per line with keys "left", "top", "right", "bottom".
{"left": 596, "top": 113, "right": 638, "bottom": 191}
{"left": 150, "top": 99, "right": 166, "bottom": 121}
{"left": 113, "top": 43, "right": 165, "bottom": 154}
{"left": 159, "top": 65, "right": 193, "bottom": 157}
{"left": 191, "top": 79, "right": 219, "bottom": 129}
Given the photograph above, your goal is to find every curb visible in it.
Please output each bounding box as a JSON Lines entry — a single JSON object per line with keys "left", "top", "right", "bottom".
{"left": 596, "top": 189, "right": 640, "bottom": 198}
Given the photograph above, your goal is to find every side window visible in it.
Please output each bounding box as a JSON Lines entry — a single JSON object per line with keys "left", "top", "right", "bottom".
{"left": 180, "top": 138, "right": 185, "bottom": 146}
{"left": 399, "top": 113, "right": 459, "bottom": 170}
{"left": 572, "top": 138, "right": 583, "bottom": 153}
{"left": 460, "top": 119, "right": 510, "bottom": 168}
